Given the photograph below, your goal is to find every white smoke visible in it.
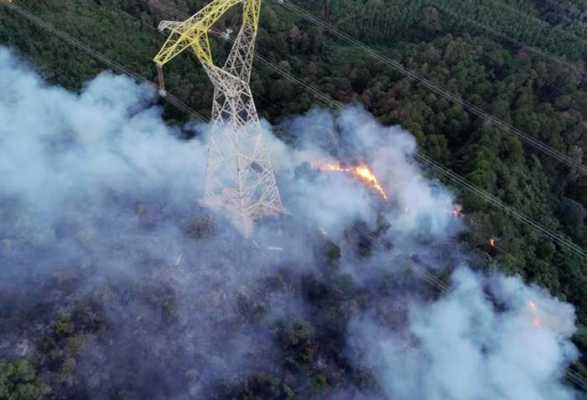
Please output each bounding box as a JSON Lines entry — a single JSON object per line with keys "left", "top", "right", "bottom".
{"left": 0, "top": 48, "right": 206, "bottom": 217}
{"left": 0, "top": 47, "right": 582, "bottom": 399}
{"left": 349, "top": 267, "right": 579, "bottom": 400}
{"left": 277, "top": 105, "right": 461, "bottom": 241}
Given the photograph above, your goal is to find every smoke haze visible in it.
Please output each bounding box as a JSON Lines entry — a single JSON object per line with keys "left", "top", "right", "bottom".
{"left": 349, "top": 268, "right": 578, "bottom": 400}
{"left": 0, "top": 47, "right": 581, "bottom": 399}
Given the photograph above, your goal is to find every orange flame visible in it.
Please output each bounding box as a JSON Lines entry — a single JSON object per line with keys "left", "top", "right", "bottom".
{"left": 354, "top": 165, "right": 388, "bottom": 200}
{"left": 313, "top": 161, "right": 388, "bottom": 200}
{"left": 528, "top": 301, "right": 542, "bottom": 328}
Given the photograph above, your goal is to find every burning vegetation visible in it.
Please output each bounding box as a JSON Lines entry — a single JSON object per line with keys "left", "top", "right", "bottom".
{"left": 312, "top": 161, "right": 388, "bottom": 200}
{"left": 529, "top": 301, "right": 543, "bottom": 328}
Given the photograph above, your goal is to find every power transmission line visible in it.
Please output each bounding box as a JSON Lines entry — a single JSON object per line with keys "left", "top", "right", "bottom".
{"left": 0, "top": 1, "right": 207, "bottom": 123}
{"left": 245, "top": 7, "right": 587, "bottom": 384}
{"left": 258, "top": 55, "right": 587, "bottom": 258}
{"left": 3, "top": 0, "right": 586, "bottom": 389}
{"left": 262, "top": 0, "right": 587, "bottom": 258}
{"left": 5, "top": 0, "right": 585, "bottom": 302}
{"left": 5, "top": 0, "right": 584, "bottom": 263}
{"left": 274, "top": 0, "right": 587, "bottom": 176}
{"left": 249, "top": 24, "right": 587, "bottom": 261}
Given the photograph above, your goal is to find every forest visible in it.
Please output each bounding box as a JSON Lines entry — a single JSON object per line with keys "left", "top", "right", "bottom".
{"left": 1, "top": 0, "right": 587, "bottom": 398}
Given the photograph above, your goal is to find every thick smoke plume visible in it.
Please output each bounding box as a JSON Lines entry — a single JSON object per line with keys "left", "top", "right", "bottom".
{"left": 348, "top": 268, "right": 578, "bottom": 400}
{"left": 0, "top": 47, "right": 581, "bottom": 399}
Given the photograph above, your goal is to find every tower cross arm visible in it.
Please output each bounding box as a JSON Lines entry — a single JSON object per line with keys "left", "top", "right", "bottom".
{"left": 153, "top": 0, "right": 243, "bottom": 67}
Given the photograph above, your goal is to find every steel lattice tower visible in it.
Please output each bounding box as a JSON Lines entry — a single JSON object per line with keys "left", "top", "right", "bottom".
{"left": 154, "top": 0, "right": 284, "bottom": 236}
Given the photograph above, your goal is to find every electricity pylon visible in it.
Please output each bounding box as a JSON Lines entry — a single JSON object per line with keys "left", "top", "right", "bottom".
{"left": 154, "top": 0, "right": 284, "bottom": 237}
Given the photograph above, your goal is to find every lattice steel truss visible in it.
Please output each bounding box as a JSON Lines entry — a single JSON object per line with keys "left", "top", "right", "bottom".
{"left": 154, "top": 0, "right": 284, "bottom": 236}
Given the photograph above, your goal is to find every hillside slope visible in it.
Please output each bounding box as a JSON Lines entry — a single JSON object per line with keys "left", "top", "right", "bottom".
{"left": 1, "top": 0, "right": 587, "bottom": 398}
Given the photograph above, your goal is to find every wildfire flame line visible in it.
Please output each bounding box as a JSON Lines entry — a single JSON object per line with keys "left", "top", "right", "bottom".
{"left": 313, "top": 161, "right": 388, "bottom": 200}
